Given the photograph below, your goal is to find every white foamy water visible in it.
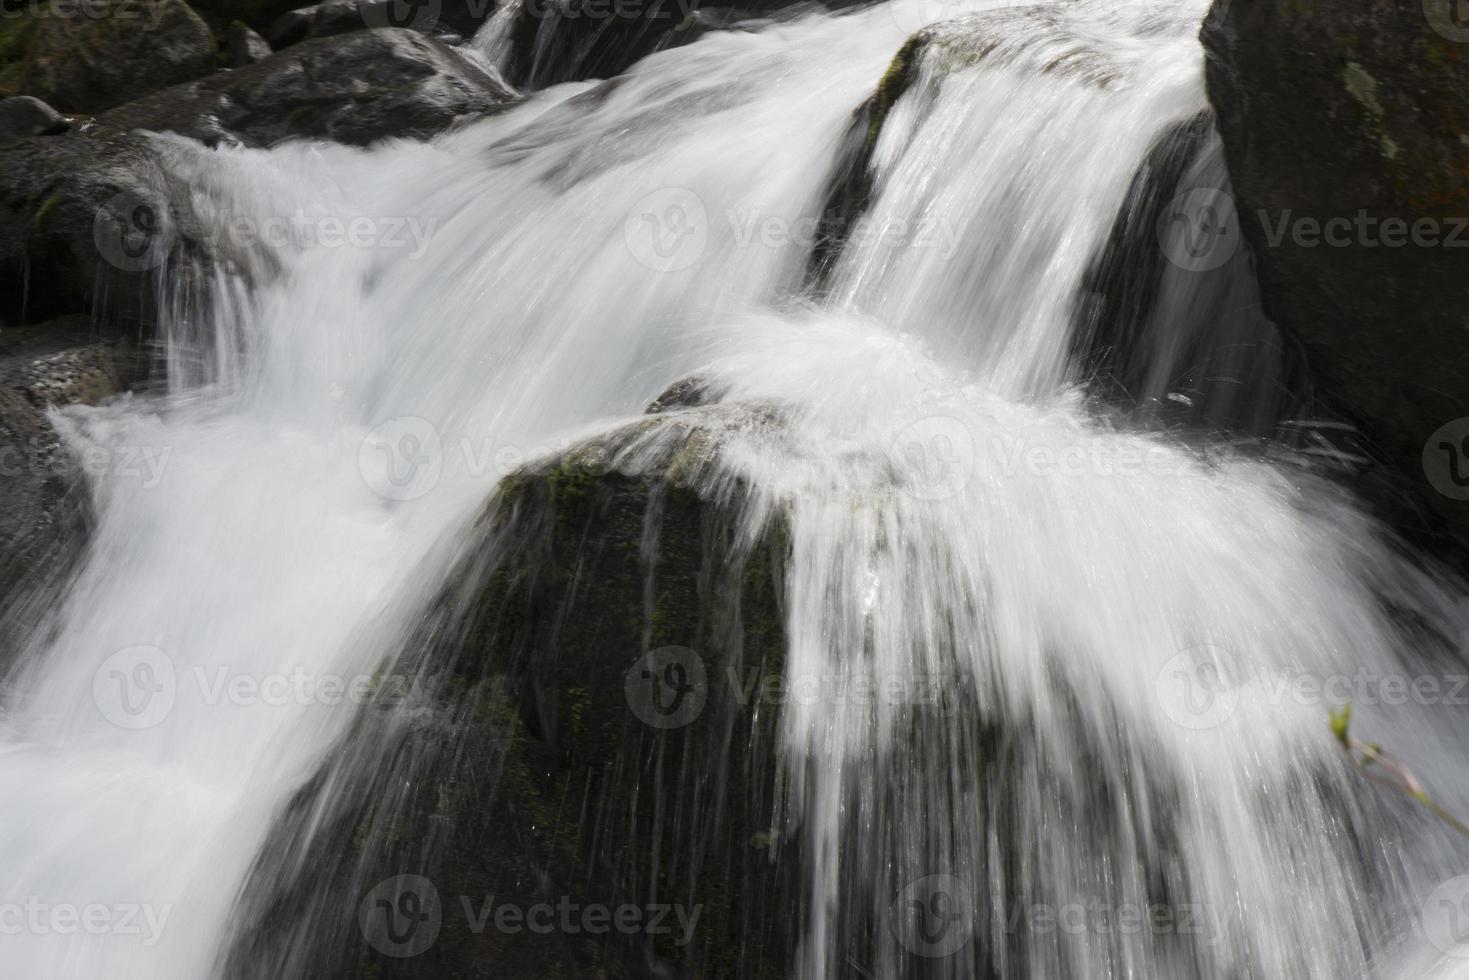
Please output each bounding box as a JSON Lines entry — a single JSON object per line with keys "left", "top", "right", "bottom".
{"left": 3, "top": 0, "right": 1469, "bottom": 977}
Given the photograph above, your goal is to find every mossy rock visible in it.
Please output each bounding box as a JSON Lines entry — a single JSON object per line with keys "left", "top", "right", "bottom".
{"left": 222, "top": 404, "right": 799, "bottom": 979}
{"left": 1202, "top": 0, "right": 1469, "bottom": 551}
{"left": 12, "top": 0, "right": 217, "bottom": 113}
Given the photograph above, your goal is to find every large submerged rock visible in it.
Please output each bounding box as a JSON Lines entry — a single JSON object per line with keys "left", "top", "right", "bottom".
{"left": 1202, "top": 0, "right": 1469, "bottom": 546}
{"left": 223, "top": 404, "right": 797, "bottom": 979}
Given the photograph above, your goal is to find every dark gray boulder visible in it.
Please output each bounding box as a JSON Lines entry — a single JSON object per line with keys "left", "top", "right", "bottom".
{"left": 0, "top": 95, "right": 69, "bottom": 141}
{"left": 225, "top": 20, "right": 273, "bottom": 66}
{"left": 220, "top": 405, "right": 797, "bottom": 979}
{"left": 0, "top": 314, "right": 144, "bottom": 657}
{"left": 7, "top": 0, "right": 218, "bottom": 113}
{"left": 262, "top": 0, "right": 483, "bottom": 48}
{"left": 265, "top": 1, "right": 381, "bottom": 48}
{"left": 1202, "top": 0, "right": 1469, "bottom": 546}
{"left": 101, "top": 28, "right": 516, "bottom": 147}
{"left": 0, "top": 129, "right": 211, "bottom": 327}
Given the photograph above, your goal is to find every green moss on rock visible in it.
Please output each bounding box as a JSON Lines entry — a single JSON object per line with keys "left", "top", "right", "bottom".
{"left": 221, "top": 405, "right": 799, "bottom": 980}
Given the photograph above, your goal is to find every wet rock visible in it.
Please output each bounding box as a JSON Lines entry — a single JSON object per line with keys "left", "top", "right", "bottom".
{"left": 222, "top": 407, "right": 796, "bottom": 980}
{"left": 101, "top": 28, "right": 516, "bottom": 147}
{"left": 9, "top": 0, "right": 218, "bottom": 114}
{"left": 0, "top": 129, "right": 211, "bottom": 327}
{"left": 1202, "top": 0, "right": 1469, "bottom": 546}
{"left": 264, "top": 0, "right": 377, "bottom": 47}
{"left": 0, "top": 28, "right": 512, "bottom": 361}
{"left": 190, "top": 0, "right": 325, "bottom": 32}
{"left": 262, "top": 0, "right": 489, "bottom": 48}
{"left": 645, "top": 374, "right": 716, "bottom": 413}
{"left": 0, "top": 314, "right": 144, "bottom": 656}
{"left": 0, "top": 95, "right": 69, "bottom": 141}
{"left": 224, "top": 20, "right": 273, "bottom": 66}
{"left": 1070, "top": 109, "right": 1313, "bottom": 439}
{"left": 809, "top": 6, "right": 1115, "bottom": 287}
{"left": 506, "top": 0, "right": 861, "bottom": 89}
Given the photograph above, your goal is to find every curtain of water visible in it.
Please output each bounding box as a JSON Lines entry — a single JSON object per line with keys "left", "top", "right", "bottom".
{"left": 2, "top": 0, "right": 1466, "bottom": 977}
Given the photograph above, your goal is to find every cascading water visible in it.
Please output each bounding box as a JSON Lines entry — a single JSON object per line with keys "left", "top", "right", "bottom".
{"left": 4, "top": 0, "right": 1469, "bottom": 977}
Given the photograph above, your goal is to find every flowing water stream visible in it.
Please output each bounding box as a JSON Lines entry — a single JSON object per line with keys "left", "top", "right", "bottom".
{"left": 4, "top": 0, "right": 1469, "bottom": 977}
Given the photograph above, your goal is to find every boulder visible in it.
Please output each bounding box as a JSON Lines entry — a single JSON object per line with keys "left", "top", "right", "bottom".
{"left": 1202, "top": 0, "right": 1469, "bottom": 546}
{"left": 224, "top": 19, "right": 273, "bottom": 65}
{"left": 809, "top": 7, "right": 1120, "bottom": 286}
{"left": 220, "top": 404, "right": 796, "bottom": 979}
{"left": 0, "top": 28, "right": 514, "bottom": 370}
{"left": 100, "top": 28, "right": 516, "bottom": 147}
{"left": 195, "top": 0, "right": 499, "bottom": 37}
{"left": 0, "top": 95, "right": 69, "bottom": 141}
{"left": 0, "top": 128, "right": 211, "bottom": 327}
{"left": 190, "top": 0, "right": 311, "bottom": 31}
{"left": 7, "top": 0, "right": 218, "bottom": 113}
{"left": 0, "top": 314, "right": 144, "bottom": 656}
{"left": 263, "top": 0, "right": 490, "bottom": 48}
{"left": 264, "top": 0, "right": 382, "bottom": 48}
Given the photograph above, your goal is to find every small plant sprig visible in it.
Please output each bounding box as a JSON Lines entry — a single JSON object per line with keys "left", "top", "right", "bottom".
{"left": 1331, "top": 703, "right": 1469, "bottom": 839}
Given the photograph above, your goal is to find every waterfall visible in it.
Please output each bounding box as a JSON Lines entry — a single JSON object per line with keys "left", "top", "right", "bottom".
{"left": 3, "top": 0, "right": 1468, "bottom": 977}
